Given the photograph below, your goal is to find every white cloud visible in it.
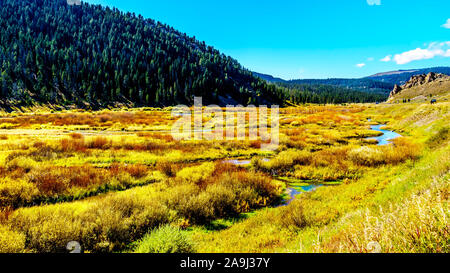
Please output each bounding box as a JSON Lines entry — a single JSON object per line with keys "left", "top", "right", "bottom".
{"left": 356, "top": 63, "right": 366, "bottom": 68}
{"left": 383, "top": 42, "right": 450, "bottom": 65}
{"left": 380, "top": 55, "right": 391, "bottom": 62}
{"left": 442, "top": 19, "right": 450, "bottom": 29}
{"left": 367, "top": 57, "right": 374, "bottom": 61}
{"left": 367, "top": 0, "right": 381, "bottom": 6}
{"left": 298, "top": 68, "right": 305, "bottom": 77}
{"left": 394, "top": 48, "right": 441, "bottom": 65}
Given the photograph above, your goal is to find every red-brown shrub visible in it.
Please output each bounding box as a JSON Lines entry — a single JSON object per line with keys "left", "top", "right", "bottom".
{"left": 87, "top": 137, "right": 110, "bottom": 149}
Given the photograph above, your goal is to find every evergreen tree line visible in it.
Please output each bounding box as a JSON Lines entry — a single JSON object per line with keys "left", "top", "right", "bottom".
{"left": 287, "top": 78, "right": 394, "bottom": 94}
{"left": 0, "top": 0, "right": 385, "bottom": 108}
{"left": 277, "top": 82, "right": 387, "bottom": 104}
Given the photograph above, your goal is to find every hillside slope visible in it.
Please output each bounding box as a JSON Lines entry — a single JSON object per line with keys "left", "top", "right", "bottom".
{"left": 286, "top": 78, "right": 393, "bottom": 94}
{"left": 0, "top": 0, "right": 284, "bottom": 108}
{"left": 388, "top": 72, "right": 450, "bottom": 103}
{"left": 252, "top": 72, "right": 287, "bottom": 83}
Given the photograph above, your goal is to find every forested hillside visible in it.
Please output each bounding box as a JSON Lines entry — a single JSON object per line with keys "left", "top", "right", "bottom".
{"left": 255, "top": 67, "right": 450, "bottom": 98}
{"left": 279, "top": 82, "right": 387, "bottom": 104}
{"left": 286, "top": 78, "right": 393, "bottom": 95}
{"left": 0, "top": 0, "right": 384, "bottom": 108}
{"left": 0, "top": 0, "right": 287, "bottom": 107}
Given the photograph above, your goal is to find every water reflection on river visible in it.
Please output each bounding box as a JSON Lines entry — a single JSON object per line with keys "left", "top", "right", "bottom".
{"left": 369, "top": 125, "right": 402, "bottom": 145}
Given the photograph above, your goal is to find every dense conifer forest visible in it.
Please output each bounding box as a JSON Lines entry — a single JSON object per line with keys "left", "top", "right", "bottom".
{"left": 0, "top": 0, "right": 387, "bottom": 108}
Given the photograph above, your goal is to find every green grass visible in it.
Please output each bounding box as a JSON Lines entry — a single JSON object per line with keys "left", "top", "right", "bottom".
{"left": 133, "top": 225, "right": 195, "bottom": 253}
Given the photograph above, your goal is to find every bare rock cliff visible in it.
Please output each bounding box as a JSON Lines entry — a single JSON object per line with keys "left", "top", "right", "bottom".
{"left": 389, "top": 72, "right": 448, "bottom": 99}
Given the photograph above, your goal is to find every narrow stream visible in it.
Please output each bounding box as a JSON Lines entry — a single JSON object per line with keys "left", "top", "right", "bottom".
{"left": 222, "top": 158, "right": 269, "bottom": 166}
{"left": 369, "top": 124, "right": 402, "bottom": 146}
{"left": 280, "top": 183, "right": 323, "bottom": 206}
{"left": 224, "top": 123, "right": 402, "bottom": 206}
{"left": 222, "top": 159, "right": 251, "bottom": 166}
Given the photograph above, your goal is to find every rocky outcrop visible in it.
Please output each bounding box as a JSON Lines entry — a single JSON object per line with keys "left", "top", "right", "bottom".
{"left": 389, "top": 72, "right": 449, "bottom": 99}
{"left": 390, "top": 84, "right": 402, "bottom": 98}
{"left": 403, "top": 72, "right": 447, "bottom": 88}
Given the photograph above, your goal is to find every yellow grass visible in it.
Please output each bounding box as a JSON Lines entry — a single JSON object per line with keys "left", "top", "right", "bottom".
{"left": 0, "top": 103, "right": 448, "bottom": 253}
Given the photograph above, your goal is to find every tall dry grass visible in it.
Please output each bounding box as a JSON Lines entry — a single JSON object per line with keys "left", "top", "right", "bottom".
{"left": 323, "top": 172, "right": 449, "bottom": 253}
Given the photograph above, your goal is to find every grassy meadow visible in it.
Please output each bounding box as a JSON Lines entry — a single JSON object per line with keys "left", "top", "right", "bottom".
{"left": 0, "top": 102, "right": 448, "bottom": 253}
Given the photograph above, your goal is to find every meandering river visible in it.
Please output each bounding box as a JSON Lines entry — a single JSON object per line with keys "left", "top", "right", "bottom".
{"left": 369, "top": 124, "right": 402, "bottom": 146}
{"left": 224, "top": 123, "right": 402, "bottom": 206}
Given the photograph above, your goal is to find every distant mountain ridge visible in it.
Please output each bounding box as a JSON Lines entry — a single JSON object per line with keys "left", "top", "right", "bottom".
{"left": 253, "top": 67, "right": 450, "bottom": 95}
{"left": 368, "top": 69, "right": 422, "bottom": 77}
{"left": 252, "top": 72, "right": 287, "bottom": 83}
{"left": 366, "top": 67, "right": 450, "bottom": 85}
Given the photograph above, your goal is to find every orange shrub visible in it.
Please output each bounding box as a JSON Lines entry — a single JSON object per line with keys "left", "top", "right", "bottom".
{"left": 124, "top": 164, "right": 149, "bottom": 178}
{"left": 60, "top": 138, "right": 86, "bottom": 153}
{"left": 119, "top": 140, "right": 166, "bottom": 151}
{"left": 29, "top": 171, "right": 67, "bottom": 195}
{"left": 87, "top": 137, "right": 111, "bottom": 149}
{"left": 384, "top": 138, "right": 422, "bottom": 164}
{"left": 249, "top": 140, "right": 262, "bottom": 149}
{"left": 32, "top": 141, "right": 46, "bottom": 149}
{"left": 156, "top": 161, "right": 176, "bottom": 177}
{"left": 69, "top": 133, "right": 84, "bottom": 139}
{"left": 137, "top": 132, "right": 173, "bottom": 142}
{"left": 0, "top": 207, "right": 13, "bottom": 223}
{"left": 349, "top": 138, "right": 422, "bottom": 166}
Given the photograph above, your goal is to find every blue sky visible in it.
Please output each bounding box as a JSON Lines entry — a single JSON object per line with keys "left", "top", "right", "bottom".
{"left": 84, "top": 0, "right": 450, "bottom": 80}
